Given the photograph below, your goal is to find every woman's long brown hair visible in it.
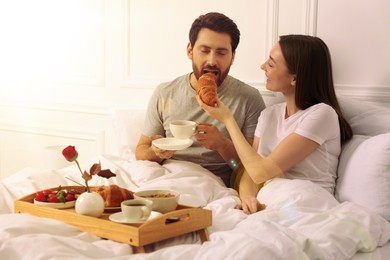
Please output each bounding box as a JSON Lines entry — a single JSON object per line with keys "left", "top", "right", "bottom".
{"left": 279, "top": 35, "right": 353, "bottom": 143}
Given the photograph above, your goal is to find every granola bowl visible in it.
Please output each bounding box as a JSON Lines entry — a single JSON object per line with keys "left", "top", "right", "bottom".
{"left": 133, "top": 189, "right": 179, "bottom": 214}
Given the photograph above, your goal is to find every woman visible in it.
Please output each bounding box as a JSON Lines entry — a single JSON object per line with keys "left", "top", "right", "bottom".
{"left": 197, "top": 35, "right": 352, "bottom": 214}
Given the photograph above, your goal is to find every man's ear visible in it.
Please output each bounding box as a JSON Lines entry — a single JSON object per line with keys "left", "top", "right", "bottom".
{"left": 187, "top": 42, "right": 193, "bottom": 59}
{"left": 231, "top": 52, "right": 236, "bottom": 65}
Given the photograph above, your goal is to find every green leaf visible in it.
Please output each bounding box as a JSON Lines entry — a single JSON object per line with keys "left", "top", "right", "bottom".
{"left": 57, "top": 190, "right": 66, "bottom": 203}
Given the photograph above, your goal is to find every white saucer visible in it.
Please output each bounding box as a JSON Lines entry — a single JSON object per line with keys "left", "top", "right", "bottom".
{"left": 109, "top": 211, "right": 162, "bottom": 224}
{"left": 152, "top": 138, "right": 193, "bottom": 150}
{"left": 34, "top": 199, "right": 76, "bottom": 209}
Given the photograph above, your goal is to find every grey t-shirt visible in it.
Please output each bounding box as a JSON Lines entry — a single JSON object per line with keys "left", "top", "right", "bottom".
{"left": 142, "top": 73, "right": 265, "bottom": 186}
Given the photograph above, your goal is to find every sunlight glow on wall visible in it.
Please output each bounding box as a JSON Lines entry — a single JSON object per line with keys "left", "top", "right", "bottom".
{"left": 0, "top": 0, "right": 104, "bottom": 102}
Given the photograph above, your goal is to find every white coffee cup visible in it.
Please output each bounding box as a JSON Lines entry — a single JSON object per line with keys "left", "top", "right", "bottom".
{"left": 170, "top": 120, "right": 196, "bottom": 139}
{"left": 121, "top": 199, "right": 153, "bottom": 221}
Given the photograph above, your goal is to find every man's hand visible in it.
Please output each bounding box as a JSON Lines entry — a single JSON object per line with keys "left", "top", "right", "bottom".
{"left": 150, "top": 135, "right": 176, "bottom": 160}
{"left": 194, "top": 123, "right": 227, "bottom": 151}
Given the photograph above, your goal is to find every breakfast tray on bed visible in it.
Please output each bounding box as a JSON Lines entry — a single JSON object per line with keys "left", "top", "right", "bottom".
{"left": 14, "top": 186, "right": 212, "bottom": 253}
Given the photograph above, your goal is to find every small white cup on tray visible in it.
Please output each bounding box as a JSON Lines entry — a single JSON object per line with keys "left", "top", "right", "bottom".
{"left": 121, "top": 199, "right": 153, "bottom": 222}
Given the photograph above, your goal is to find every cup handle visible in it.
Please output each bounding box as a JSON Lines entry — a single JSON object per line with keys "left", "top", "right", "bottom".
{"left": 141, "top": 206, "right": 151, "bottom": 220}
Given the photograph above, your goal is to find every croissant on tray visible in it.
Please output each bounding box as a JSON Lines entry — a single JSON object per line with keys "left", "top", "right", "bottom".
{"left": 94, "top": 184, "right": 134, "bottom": 207}
{"left": 196, "top": 73, "right": 218, "bottom": 107}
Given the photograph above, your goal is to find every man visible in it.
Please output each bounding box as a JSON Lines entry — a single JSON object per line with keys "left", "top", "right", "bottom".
{"left": 135, "top": 12, "right": 265, "bottom": 187}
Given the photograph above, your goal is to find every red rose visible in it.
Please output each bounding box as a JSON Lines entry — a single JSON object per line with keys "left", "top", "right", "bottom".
{"left": 61, "top": 145, "right": 115, "bottom": 193}
{"left": 62, "top": 146, "right": 78, "bottom": 162}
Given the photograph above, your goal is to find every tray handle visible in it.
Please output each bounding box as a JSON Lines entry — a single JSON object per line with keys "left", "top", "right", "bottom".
{"left": 139, "top": 208, "right": 211, "bottom": 231}
{"left": 136, "top": 207, "right": 211, "bottom": 246}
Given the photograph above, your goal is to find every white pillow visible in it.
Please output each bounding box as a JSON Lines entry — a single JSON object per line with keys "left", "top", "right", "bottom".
{"left": 338, "top": 97, "right": 390, "bottom": 136}
{"left": 110, "top": 108, "right": 146, "bottom": 158}
{"left": 335, "top": 133, "right": 390, "bottom": 220}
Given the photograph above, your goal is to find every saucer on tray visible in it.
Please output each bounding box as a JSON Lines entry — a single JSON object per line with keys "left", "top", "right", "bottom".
{"left": 109, "top": 211, "right": 162, "bottom": 224}
{"left": 34, "top": 199, "right": 76, "bottom": 209}
{"left": 152, "top": 138, "right": 193, "bottom": 151}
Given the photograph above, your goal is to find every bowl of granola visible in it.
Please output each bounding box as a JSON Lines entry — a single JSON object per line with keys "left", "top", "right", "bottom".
{"left": 133, "top": 189, "right": 179, "bottom": 213}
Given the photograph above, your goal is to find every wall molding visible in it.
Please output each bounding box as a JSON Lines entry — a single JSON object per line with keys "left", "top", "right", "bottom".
{"left": 0, "top": 125, "right": 106, "bottom": 153}
{"left": 303, "top": 0, "right": 318, "bottom": 35}
{"left": 265, "top": 0, "right": 279, "bottom": 57}
{"left": 0, "top": 125, "right": 105, "bottom": 141}
{"left": 247, "top": 81, "right": 390, "bottom": 105}
{"left": 0, "top": 101, "right": 109, "bottom": 116}
{"left": 122, "top": 0, "right": 283, "bottom": 90}
{"left": 335, "top": 84, "right": 390, "bottom": 104}
{"left": 121, "top": 0, "right": 159, "bottom": 89}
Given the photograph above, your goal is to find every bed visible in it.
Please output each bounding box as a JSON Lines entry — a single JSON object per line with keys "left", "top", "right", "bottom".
{"left": 0, "top": 97, "right": 389, "bottom": 259}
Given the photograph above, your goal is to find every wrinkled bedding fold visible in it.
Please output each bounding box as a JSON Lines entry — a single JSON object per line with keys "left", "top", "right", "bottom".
{"left": 1, "top": 155, "right": 389, "bottom": 259}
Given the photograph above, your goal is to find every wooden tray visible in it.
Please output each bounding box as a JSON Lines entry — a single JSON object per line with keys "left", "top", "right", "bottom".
{"left": 14, "top": 186, "right": 212, "bottom": 253}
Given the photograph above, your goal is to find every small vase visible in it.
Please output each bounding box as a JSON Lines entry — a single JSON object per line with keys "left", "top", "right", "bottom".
{"left": 75, "top": 192, "right": 105, "bottom": 218}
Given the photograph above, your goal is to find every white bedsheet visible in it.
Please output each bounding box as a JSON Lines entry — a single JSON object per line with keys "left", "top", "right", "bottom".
{"left": 1, "top": 155, "right": 389, "bottom": 260}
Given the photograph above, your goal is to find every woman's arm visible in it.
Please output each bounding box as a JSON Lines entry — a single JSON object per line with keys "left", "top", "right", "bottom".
{"left": 194, "top": 122, "right": 252, "bottom": 169}
{"left": 226, "top": 116, "right": 320, "bottom": 184}
{"left": 238, "top": 168, "right": 265, "bottom": 214}
{"left": 197, "top": 97, "right": 319, "bottom": 184}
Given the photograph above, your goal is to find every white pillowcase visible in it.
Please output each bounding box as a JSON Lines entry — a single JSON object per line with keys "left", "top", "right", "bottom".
{"left": 110, "top": 108, "right": 146, "bottom": 158}
{"left": 339, "top": 97, "right": 390, "bottom": 136}
{"left": 336, "top": 133, "right": 390, "bottom": 220}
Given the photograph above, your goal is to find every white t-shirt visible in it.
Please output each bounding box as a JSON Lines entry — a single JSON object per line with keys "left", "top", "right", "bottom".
{"left": 255, "top": 102, "right": 340, "bottom": 193}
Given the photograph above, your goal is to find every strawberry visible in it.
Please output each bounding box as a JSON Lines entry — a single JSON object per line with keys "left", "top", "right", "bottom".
{"left": 47, "top": 194, "right": 59, "bottom": 203}
{"left": 36, "top": 186, "right": 80, "bottom": 203}
{"left": 68, "top": 189, "right": 77, "bottom": 195}
{"left": 35, "top": 191, "right": 46, "bottom": 202}
{"left": 65, "top": 193, "right": 75, "bottom": 201}
{"left": 42, "top": 189, "right": 54, "bottom": 195}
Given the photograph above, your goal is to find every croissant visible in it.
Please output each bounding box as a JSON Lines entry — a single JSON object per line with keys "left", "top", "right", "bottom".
{"left": 94, "top": 184, "right": 134, "bottom": 207}
{"left": 196, "top": 73, "right": 218, "bottom": 107}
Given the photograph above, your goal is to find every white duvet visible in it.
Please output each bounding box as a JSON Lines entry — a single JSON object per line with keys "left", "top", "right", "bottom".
{"left": 1, "top": 155, "right": 389, "bottom": 260}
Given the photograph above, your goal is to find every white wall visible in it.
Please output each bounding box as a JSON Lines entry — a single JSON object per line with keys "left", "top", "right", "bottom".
{"left": 0, "top": 0, "right": 389, "bottom": 179}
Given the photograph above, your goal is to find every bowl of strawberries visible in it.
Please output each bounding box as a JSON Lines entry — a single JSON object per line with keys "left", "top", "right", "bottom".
{"left": 34, "top": 186, "right": 80, "bottom": 209}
